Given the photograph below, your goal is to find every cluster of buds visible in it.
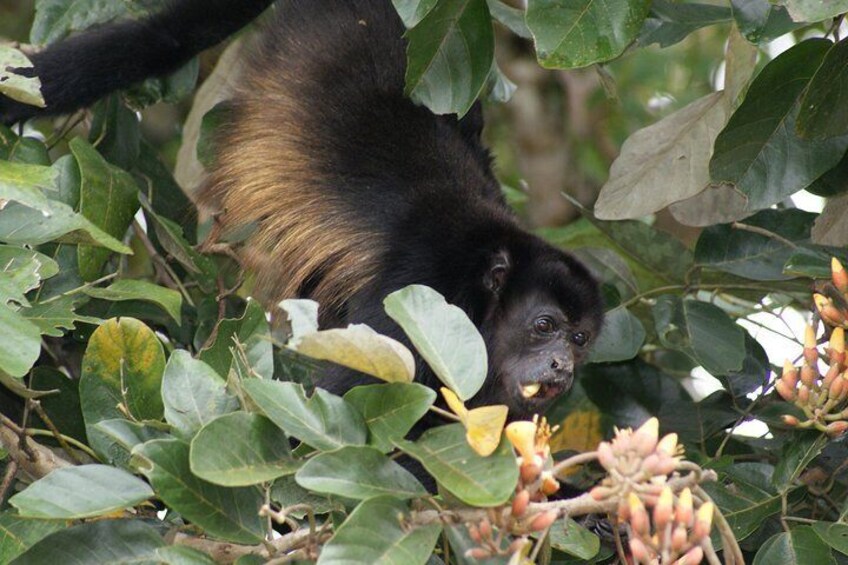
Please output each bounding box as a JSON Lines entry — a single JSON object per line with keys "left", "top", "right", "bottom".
{"left": 504, "top": 415, "right": 561, "bottom": 500}
{"left": 776, "top": 325, "right": 848, "bottom": 437}
{"left": 589, "top": 418, "right": 682, "bottom": 505}
{"left": 623, "top": 487, "right": 714, "bottom": 565}
{"left": 813, "top": 258, "right": 848, "bottom": 328}
{"left": 463, "top": 511, "right": 554, "bottom": 561}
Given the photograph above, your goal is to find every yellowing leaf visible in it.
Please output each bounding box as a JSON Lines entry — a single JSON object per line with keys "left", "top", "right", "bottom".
{"left": 551, "top": 410, "right": 603, "bottom": 456}
{"left": 296, "top": 324, "right": 414, "bottom": 383}
{"left": 465, "top": 405, "right": 508, "bottom": 457}
{"left": 440, "top": 387, "right": 469, "bottom": 420}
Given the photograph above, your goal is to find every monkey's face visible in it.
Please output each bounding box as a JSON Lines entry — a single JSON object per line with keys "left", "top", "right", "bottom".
{"left": 476, "top": 250, "right": 603, "bottom": 418}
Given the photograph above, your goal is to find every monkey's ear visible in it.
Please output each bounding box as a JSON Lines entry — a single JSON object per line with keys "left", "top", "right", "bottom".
{"left": 483, "top": 249, "right": 511, "bottom": 294}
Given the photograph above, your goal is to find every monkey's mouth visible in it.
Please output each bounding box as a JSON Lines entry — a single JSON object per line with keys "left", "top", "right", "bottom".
{"left": 519, "top": 380, "right": 569, "bottom": 401}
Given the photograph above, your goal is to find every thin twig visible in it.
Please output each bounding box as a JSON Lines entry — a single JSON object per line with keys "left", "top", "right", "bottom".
{"left": 551, "top": 451, "right": 597, "bottom": 478}
{"left": 132, "top": 219, "right": 196, "bottom": 307}
{"left": 428, "top": 405, "right": 461, "bottom": 422}
{"left": 0, "top": 461, "right": 19, "bottom": 506}
{"left": 27, "top": 399, "right": 83, "bottom": 464}
{"left": 732, "top": 222, "right": 799, "bottom": 249}
{"left": 24, "top": 429, "right": 98, "bottom": 461}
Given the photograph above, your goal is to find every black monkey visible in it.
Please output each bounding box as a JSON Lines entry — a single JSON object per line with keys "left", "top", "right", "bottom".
{"left": 0, "top": 0, "right": 603, "bottom": 418}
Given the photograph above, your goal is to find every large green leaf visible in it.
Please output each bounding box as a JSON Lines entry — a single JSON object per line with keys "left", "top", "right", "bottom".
{"left": 84, "top": 279, "right": 182, "bottom": 325}
{"left": 780, "top": 0, "right": 848, "bottom": 23}
{"left": 772, "top": 432, "right": 828, "bottom": 491}
{"left": 652, "top": 296, "right": 746, "bottom": 375}
{"left": 403, "top": 0, "right": 493, "bottom": 116}
{"left": 392, "top": 0, "right": 439, "bottom": 27}
{"left": 190, "top": 412, "right": 298, "bottom": 486}
{"left": 0, "top": 125, "right": 50, "bottom": 164}
{"left": 70, "top": 138, "right": 139, "bottom": 281}
{"left": 753, "top": 527, "right": 837, "bottom": 565}
{"left": 162, "top": 350, "right": 239, "bottom": 440}
{"left": 384, "top": 285, "right": 487, "bottom": 400}
{"left": 700, "top": 480, "right": 782, "bottom": 542}
{"left": 0, "top": 305, "right": 41, "bottom": 378}
{"left": 395, "top": 423, "right": 517, "bottom": 506}
{"left": 710, "top": 39, "right": 848, "bottom": 212}
{"left": 344, "top": 383, "right": 436, "bottom": 452}
{"left": 587, "top": 306, "right": 645, "bottom": 363}
{"left": 318, "top": 496, "right": 441, "bottom": 565}
{"left": 0, "top": 513, "right": 63, "bottom": 563}
{"left": 11, "top": 520, "right": 164, "bottom": 565}
{"left": 694, "top": 209, "right": 817, "bottom": 280}
{"left": 731, "top": 0, "right": 799, "bottom": 44}
{"left": 527, "top": 0, "right": 651, "bottom": 69}
{"left": 812, "top": 522, "right": 848, "bottom": 557}
{"left": 243, "top": 380, "right": 367, "bottom": 451}
{"left": 638, "top": 1, "right": 732, "bottom": 48}
{"left": 296, "top": 445, "right": 427, "bottom": 500}
{"left": 0, "top": 159, "right": 56, "bottom": 210}
{"left": 94, "top": 418, "right": 171, "bottom": 461}
{"left": 20, "top": 294, "right": 100, "bottom": 337}
{"left": 31, "top": 0, "right": 158, "bottom": 44}
{"left": 547, "top": 518, "right": 600, "bottom": 560}
{"left": 797, "top": 38, "right": 848, "bottom": 140}
{"left": 132, "top": 439, "right": 265, "bottom": 544}
{"left": 9, "top": 464, "right": 153, "bottom": 519}
{"left": 80, "top": 317, "right": 166, "bottom": 462}
{"left": 199, "top": 300, "right": 273, "bottom": 379}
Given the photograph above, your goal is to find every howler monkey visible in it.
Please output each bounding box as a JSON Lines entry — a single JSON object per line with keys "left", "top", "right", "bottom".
{"left": 0, "top": 0, "right": 603, "bottom": 418}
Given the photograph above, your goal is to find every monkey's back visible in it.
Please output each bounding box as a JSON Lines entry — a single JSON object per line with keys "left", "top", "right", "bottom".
{"left": 202, "top": 0, "right": 507, "bottom": 320}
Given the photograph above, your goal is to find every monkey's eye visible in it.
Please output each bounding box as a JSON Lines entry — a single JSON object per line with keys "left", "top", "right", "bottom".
{"left": 571, "top": 331, "right": 589, "bottom": 347}
{"left": 534, "top": 316, "right": 556, "bottom": 334}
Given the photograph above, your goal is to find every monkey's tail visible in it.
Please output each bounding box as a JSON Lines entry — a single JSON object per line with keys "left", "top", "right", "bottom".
{"left": 0, "top": 0, "right": 275, "bottom": 124}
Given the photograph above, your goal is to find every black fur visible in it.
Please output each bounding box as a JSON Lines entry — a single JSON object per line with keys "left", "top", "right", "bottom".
{"left": 0, "top": 0, "right": 603, "bottom": 420}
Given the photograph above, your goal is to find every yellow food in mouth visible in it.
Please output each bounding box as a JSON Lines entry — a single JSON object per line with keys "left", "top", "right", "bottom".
{"left": 521, "top": 383, "right": 541, "bottom": 398}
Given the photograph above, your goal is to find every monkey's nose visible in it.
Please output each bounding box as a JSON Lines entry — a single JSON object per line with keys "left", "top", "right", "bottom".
{"left": 550, "top": 357, "right": 573, "bottom": 373}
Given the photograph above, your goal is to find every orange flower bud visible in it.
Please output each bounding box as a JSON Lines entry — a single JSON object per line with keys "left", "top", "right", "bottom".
{"left": 800, "top": 365, "right": 817, "bottom": 388}
{"left": 540, "top": 473, "right": 560, "bottom": 496}
{"left": 833, "top": 258, "right": 848, "bottom": 293}
{"left": 465, "top": 547, "right": 492, "bottom": 560}
{"left": 782, "top": 360, "right": 799, "bottom": 388}
{"left": 676, "top": 488, "right": 693, "bottom": 526}
{"left": 775, "top": 380, "right": 796, "bottom": 402}
{"left": 671, "top": 524, "right": 688, "bottom": 552}
{"left": 655, "top": 454, "right": 679, "bottom": 476}
{"left": 798, "top": 384, "right": 811, "bottom": 405}
{"left": 641, "top": 453, "right": 661, "bottom": 476}
{"left": 804, "top": 325, "right": 819, "bottom": 364}
{"left": 590, "top": 485, "right": 614, "bottom": 501}
{"left": 632, "top": 417, "right": 660, "bottom": 456}
{"left": 823, "top": 363, "right": 840, "bottom": 388}
{"left": 628, "top": 493, "right": 650, "bottom": 536}
{"left": 653, "top": 486, "right": 674, "bottom": 530}
{"left": 831, "top": 327, "right": 846, "bottom": 365}
{"left": 826, "top": 421, "right": 848, "bottom": 437}
{"left": 512, "top": 489, "right": 530, "bottom": 517}
{"left": 507, "top": 537, "right": 529, "bottom": 555}
{"left": 468, "top": 523, "right": 481, "bottom": 542}
{"left": 479, "top": 518, "right": 492, "bottom": 539}
{"left": 628, "top": 537, "right": 651, "bottom": 563}
{"left": 505, "top": 421, "right": 537, "bottom": 462}
{"left": 781, "top": 414, "right": 800, "bottom": 426}
{"left": 693, "top": 501, "right": 714, "bottom": 540}
{"left": 830, "top": 374, "right": 846, "bottom": 399}
{"left": 520, "top": 461, "right": 541, "bottom": 483}
{"left": 529, "top": 510, "right": 558, "bottom": 532}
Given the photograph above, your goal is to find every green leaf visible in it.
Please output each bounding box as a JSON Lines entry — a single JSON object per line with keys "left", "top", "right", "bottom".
{"left": 199, "top": 300, "right": 273, "bottom": 379}
{"left": 772, "top": 432, "right": 828, "bottom": 490}
{"left": 694, "top": 209, "right": 817, "bottom": 280}
{"left": 30, "top": 366, "right": 87, "bottom": 441}
{"left": 527, "top": 0, "right": 651, "bottom": 69}
{"left": 20, "top": 294, "right": 101, "bottom": 337}
{"left": 753, "top": 527, "right": 837, "bottom": 565}
{"left": 0, "top": 46, "right": 44, "bottom": 107}
{"left": 296, "top": 445, "right": 427, "bottom": 500}
{"left": 162, "top": 350, "right": 239, "bottom": 440}
{"left": 0, "top": 513, "right": 63, "bottom": 563}
{"left": 9, "top": 464, "right": 153, "bottom": 519}
{"left": 710, "top": 39, "right": 848, "bottom": 212}
{"left": 395, "top": 423, "right": 517, "bottom": 506}
{"left": 403, "top": 0, "right": 494, "bottom": 116}
{"left": 700, "top": 480, "right": 782, "bottom": 542}
{"left": 731, "top": 0, "right": 799, "bottom": 44}
{"left": 0, "top": 245, "right": 58, "bottom": 307}
{"left": 88, "top": 95, "right": 141, "bottom": 169}
{"left": 94, "top": 418, "right": 171, "bottom": 460}
{"left": 344, "top": 383, "right": 436, "bottom": 452}
{"left": 80, "top": 317, "right": 166, "bottom": 462}
{"left": 190, "top": 412, "right": 298, "bottom": 486}
{"left": 812, "top": 522, "right": 848, "bottom": 557}
{"left": 487, "top": 0, "right": 531, "bottom": 38}
{"left": 84, "top": 279, "right": 182, "bottom": 325}
{"left": 392, "top": 0, "right": 439, "bottom": 27}
{"left": 781, "top": 0, "right": 848, "bottom": 23}
{"left": 154, "top": 545, "right": 218, "bottom": 565}
{"left": 69, "top": 138, "right": 139, "bottom": 281}
{"left": 317, "top": 496, "right": 442, "bottom": 565}
{"left": 0, "top": 125, "right": 50, "bottom": 165}
{"left": 638, "top": 0, "right": 732, "bottom": 48}
{"left": 653, "top": 296, "right": 746, "bottom": 375}
{"left": 243, "top": 380, "right": 367, "bottom": 451}
{"left": 0, "top": 159, "right": 57, "bottom": 210}
{"left": 547, "top": 517, "right": 600, "bottom": 560}
{"left": 197, "top": 102, "right": 231, "bottom": 168}
{"left": 10, "top": 520, "right": 164, "bottom": 565}
{"left": 0, "top": 305, "right": 41, "bottom": 377}
{"left": 384, "top": 285, "right": 487, "bottom": 400}
{"left": 270, "top": 475, "right": 344, "bottom": 517}
{"left": 587, "top": 306, "right": 645, "bottom": 363}
{"left": 31, "top": 0, "right": 157, "bottom": 44}
{"left": 132, "top": 439, "right": 265, "bottom": 544}
{"left": 296, "top": 324, "right": 415, "bottom": 383}
{"left": 797, "top": 38, "right": 848, "bottom": 140}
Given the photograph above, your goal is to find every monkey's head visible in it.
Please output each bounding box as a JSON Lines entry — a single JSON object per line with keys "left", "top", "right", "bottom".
{"left": 475, "top": 241, "right": 603, "bottom": 418}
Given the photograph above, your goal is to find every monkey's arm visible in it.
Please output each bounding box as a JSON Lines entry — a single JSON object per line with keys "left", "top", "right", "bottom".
{"left": 0, "top": 0, "right": 275, "bottom": 124}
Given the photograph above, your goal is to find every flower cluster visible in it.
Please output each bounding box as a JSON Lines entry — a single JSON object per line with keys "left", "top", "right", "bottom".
{"left": 778, "top": 265, "right": 848, "bottom": 436}
{"left": 504, "top": 415, "right": 561, "bottom": 499}
{"left": 814, "top": 258, "right": 848, "bottom": 328}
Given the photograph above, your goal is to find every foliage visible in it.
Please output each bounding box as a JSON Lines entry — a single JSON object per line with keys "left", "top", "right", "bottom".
{"left": 2, "top": 0, "right": 848, "bottom": 563}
